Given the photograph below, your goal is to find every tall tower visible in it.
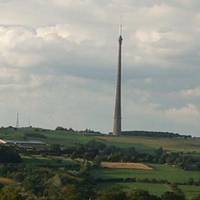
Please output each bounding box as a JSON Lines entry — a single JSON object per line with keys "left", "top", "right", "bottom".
{"left": 16, "top": 112, "right": 19, "bottom": 128}
{"left": 113, "top": 26, "right": 123, "bottom": 135}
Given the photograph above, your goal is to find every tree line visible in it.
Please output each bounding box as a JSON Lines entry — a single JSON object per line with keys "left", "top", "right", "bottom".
{"left": 62, "top": 140, "right": 200, "bottom": 170}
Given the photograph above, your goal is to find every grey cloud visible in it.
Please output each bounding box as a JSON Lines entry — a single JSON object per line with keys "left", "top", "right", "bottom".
{"left": 0, "top": 1, "right": 200, "bottom": 136}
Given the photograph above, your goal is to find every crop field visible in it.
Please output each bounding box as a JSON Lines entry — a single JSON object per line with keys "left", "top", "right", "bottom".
{"left": 91, "top": 164, "right": 200, "bottom": 183}
{"left": 0, "top": 177, "right": 15, "bottom": 185}
{"left": 92, "top": 164, "right": 200, "bottom": 199}
{"left": 101, "top": 162, "right": 153, "bottom": 170}
{"left": 0, "top": 127, "right": 199, "bottom": 199}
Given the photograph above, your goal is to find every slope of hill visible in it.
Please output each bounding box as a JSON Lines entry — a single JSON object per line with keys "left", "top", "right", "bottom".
{"left": 0, "top": 127, "right": 199, "bottom": 199}
{"left": 0, "top": 127, "right": 199, "bottom": 153}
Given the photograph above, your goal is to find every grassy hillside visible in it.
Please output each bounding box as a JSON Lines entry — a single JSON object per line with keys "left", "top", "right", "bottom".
{"left": 0, "top": 127, "right": 199, "bottom": 153}
{"left": 97, "top": 182, "right": 200, "bottom": 199}
{"left": 0, "top": 127, "right": 199, "bottom": 199}
{"left": 91, "top": 164, "right": 200, "bottom": 199}
{"left": 91, "top": 164, "right": 200, "bottom": 183}
{"left": 96, "top": 135, "right": 200, "bottom": 153}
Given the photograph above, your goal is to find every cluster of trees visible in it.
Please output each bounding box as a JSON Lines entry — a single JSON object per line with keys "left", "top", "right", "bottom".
{"left": 54, "top": 127, "right": 194, "bottom": 138}
{"left": 63, "top": 140, "right": 200, "bottom": 170}
{"left": 96, "top": 177, "right": 200, "bottom": 186}
{"left": 1, "top": 186, "right": 200, "bottom": 200}
{"left": 55, "top": 126, "right": 76, "bottom": 132}
{"left": 0, "top": 142, "right": 199, "bottom": 199}
{"left": 121, "top": 131, "right": 192, "bottom": 138}
{"left": 0, "top": 165, "right": 199, "bottom": 200}
{"left": 55, "top": 127, "right": 102, "bottom": 135}
{"left": 97, "top": 187, "right": 187, "bottom": 200}
{"left": 0, "top": 146, "right": 21, "bottom": 163}
{"left": 0, "top": 161, "right": 94, "bottom": 200}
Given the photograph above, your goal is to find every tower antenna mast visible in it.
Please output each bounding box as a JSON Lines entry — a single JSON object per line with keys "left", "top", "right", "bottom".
{"left": 16, "top": 112, "right": 19, "bottom": 128}
{"left": 113, "top": 25, "right": 123, "bottom": 135}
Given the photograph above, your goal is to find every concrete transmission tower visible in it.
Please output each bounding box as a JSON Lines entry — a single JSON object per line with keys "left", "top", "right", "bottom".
{"left": 113, "top": 26, "right": 123, "bottom": 136}
{"left": 16, "top": 112, "right": 19, "bottom": 128}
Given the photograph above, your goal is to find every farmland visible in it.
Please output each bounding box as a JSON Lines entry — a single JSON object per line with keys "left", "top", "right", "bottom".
{"left": 0, "top": 127, "right": 200, "bottom": 199}
{"left": 91, "top": 164, "right": 200, "bottom": 199}
{"left": 0, "top": 127, "right": 200, "bottom": 153}
{"left": 91, "top": 164, "right": 200, "bottom": 183}
{"left": 96, "top": 182, "right": 200, "bottom": 199}
{"left": 101, "top": 162, "right": 153, "bottom": 170}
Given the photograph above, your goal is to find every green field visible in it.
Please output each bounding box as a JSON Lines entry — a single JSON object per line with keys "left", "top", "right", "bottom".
{"left": 118, "top": 182, "right": 169, "bottom": 196}
{"left": 96, "top": 135, "right": 200, "bottom": 153}
{"left": 0, "top": 127, "right": 200, "bottom": 153}
{"left": 22, "top": 155, "right": 79, "bottom": 168}
{"left": 97, "top": 182, "right": 170, "bottom": 196}
{"left": 20, "top": 154, "right": 200, "bottom": 199}
{"left": 97, "top": 182, "right": 200, "bottom": 199}
{"left": 91, "top": 164, "right": 200, "bottom": 199}
{"left": 0, "top": 127, "right": 200, "bottom": 199}
{"left": 91, "top": 164, "right": 200, "bottom": 183}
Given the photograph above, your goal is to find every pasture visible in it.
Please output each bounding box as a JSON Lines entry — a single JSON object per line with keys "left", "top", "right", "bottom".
{"left": 0, "top": 127, "right": 199, "bottom": 199}
{"left": 92, "top": 164, "right": 200, "bottom": 199}
{"left": 22, "top": 154, "right": 79, "bottom": 168}
{"left": 0, "top": 127, "right": 200, "bottom": 153}
{"left": 91, "top": 164, "right": 200, "bottom": 183}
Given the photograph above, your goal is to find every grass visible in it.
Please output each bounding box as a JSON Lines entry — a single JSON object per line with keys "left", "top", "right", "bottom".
{"left": 22, "top": 154, "right": 80, "bottom": 168}
{"left": 180, "top": 185, "right": 200, "bottom": 199}
{"left": 0, "top": 127, "right": 200, "bottom": 153}
{"left": 103, "top": 182, "right": 170, "bottom": 196}
{"left": 96, "top": 135, "right": 200, "bottom": 153}
{"left": 0, "top": 127, "right": 199, "bottom": 199}
{"left": 91, "top": 164, "right": 200, "bottom": 183}
{"left": 0, "top": 128, "right": 93, "bottom": 147}
{"left": 97, "top": 182, "right": 200, "bottom": 199}
{"left": 119, "top": 182, "right": 170, "bottom": 196}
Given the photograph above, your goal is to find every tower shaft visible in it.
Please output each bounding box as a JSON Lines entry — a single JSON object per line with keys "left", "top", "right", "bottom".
{"left": 16, "top": 112, "right": 19, "bottom": 128}
{"left": 113, "top": 34, "right": 123, "bottom": 135}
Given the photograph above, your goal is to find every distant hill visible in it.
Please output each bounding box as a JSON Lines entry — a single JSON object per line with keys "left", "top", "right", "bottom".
{"left": 0, "top": 126, "right": 193, "bottom": 138}
{"left": 121, "top": 130, "right": 192, "bottom": 138}
{"left": 0, "top": 126, "right": 199, "bottom": 153}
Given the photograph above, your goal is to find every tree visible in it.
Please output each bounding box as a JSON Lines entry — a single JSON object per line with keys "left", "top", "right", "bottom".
{"left": 161, "top": 192, "right": 185, "bottom": 200}
{"left": 61, "top": 185, "right": 80, "bottom": 200}
{"left": 0, "top": 146, "right": 21, "bottom": 163}
{"left": 128, "top": 190, "right": 160, "bottom": 200}
{"left": 0, "top": 187, "right": 26, "bottom": 200}
{"left": 50, "top": 144, "right": 61, "bottom": 155}
{"left": 191, "top": 194, "right": 200, "bottom": 200}
{"left": 97, "top": 187, "right": 127, "bottom": 200}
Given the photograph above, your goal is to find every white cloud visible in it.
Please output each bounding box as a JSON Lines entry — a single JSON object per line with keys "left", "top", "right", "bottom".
{"left": 0, "top": 0, "right": 200, "bottom": 136}
{"left": 165, "top": 104, "right": 200, "bottom": 120}
{"left": 135, "top": 30, "right": 161, "bottom": 43}
{"left": 181, "top": 87, "right": 200, "bottom": 98}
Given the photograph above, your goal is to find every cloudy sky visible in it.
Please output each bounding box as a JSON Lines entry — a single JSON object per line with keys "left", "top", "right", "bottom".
{"left": 0, "top": 0, "right": 200, "bottom": 136}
